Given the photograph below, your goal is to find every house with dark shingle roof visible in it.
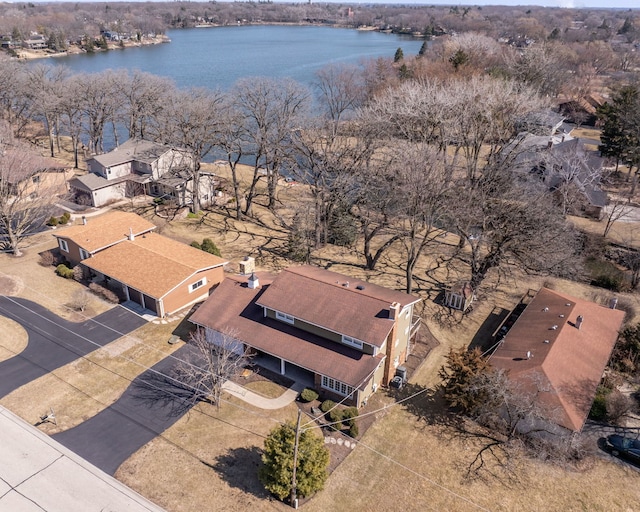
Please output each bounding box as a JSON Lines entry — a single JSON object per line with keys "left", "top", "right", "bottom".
{"left": 69, "top": 139, "right": 217, "bottom": 208}
{"left": 54, "top": 211, "right": 227, "bottom": 317}
{"left": 489, "top": 287, "right": 624, "bottom": 432}
{"left": 189, "top": 266, "right": 422, "bottom": 407}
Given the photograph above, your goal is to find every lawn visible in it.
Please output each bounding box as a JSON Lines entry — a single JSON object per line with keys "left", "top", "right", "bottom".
{"left": 3, "top": 161, "right": 640, "bottom": 511}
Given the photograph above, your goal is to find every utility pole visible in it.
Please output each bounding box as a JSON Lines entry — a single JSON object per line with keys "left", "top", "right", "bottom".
{"left": 290, "top": 409, "right": 302, "bottom": 509}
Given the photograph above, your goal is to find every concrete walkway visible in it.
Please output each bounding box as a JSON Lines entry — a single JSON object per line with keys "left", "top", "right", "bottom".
{"left": 222, "top": 380, "right": 303, "bottom": 409}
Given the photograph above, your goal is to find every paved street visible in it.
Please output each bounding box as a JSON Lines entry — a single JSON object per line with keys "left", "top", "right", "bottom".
{"left": 0, "top": 296, "right": 146, "bottom": 398}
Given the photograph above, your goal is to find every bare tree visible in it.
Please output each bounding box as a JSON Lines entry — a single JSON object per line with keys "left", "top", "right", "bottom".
{"left": 232, "top": 77, "right": 310, "bottom": 215}
{"left": 172, "top": 327, "right": 251, "bottom": 412}
{"left": 314, "top": 63, "right": 365, "bottom": 136}
{"left": 23, "top": 64, "right": 69, "bottom": 157}
{"left": 448, "top": 162, "right": 580, "bottom": 290}
{"left": 152, "top": 87, "right": 225, "bottom": 213}
{"left": 59, "top": 77, "right": 85, "bottom": 169}
{"left": 0, "top": 127, "right": 58, "bottom": 256}
{"left": 603, "top": 200, "right": 635, "bottom": 238}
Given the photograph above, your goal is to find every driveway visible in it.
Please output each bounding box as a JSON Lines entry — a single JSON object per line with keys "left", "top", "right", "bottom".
{"left": 52, "top": 344, "right": 198, "bottom": 475}
{"left": 0, "top": 296, "right": 147, "bottom": 398}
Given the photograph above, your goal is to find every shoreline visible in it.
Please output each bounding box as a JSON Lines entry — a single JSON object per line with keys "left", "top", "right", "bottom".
{"left": 11, "top": 35, "right": 170, "bottom": 61}
{"left": 8, "top": 23, "right": 423, "bottom": 62}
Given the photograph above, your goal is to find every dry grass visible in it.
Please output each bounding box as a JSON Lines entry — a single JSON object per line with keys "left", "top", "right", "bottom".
{"left": 244, "top": 381, "right": 288, "bottom": 399}
{"left": 570, "top": 215, "right": 640, "bottom": 249}
{"left": 0, "top": 316, "right": 28, "bottom": 362}
{"left": 4, "top": 160, "right": 640, "bottom": 511}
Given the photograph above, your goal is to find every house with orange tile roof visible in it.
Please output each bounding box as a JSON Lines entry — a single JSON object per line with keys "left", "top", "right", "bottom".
{"left": 489, "top": 287, "right": 625, "bottom": 432}
{"left": 54, "top": 211, "right": 157, "bottom": 266}
{"left": 189, "top": 266, "right": 422, "bottom": 407}
{"left": 54, "top": 211, "right": 227, "bottom": 317}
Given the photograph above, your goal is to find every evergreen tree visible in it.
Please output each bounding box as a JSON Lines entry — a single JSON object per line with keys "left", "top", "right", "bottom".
{"left": 418, "top": 41, "right": 428, "bottom": 57}
{"left": 438, "top": 347, "right": 493, "bottom": 414}
{"left": 449, "top": 49, "right": 469, "bottom": 71}
{"left": 393, "top": 47, "right": 404, "bottom": 63}
{"left": 598, "top": 85, "right": 640, "bottom": 174}
{"left": 619, "top": 16, "right": 633, "bottom": 35}
{"left": 259, "top": 422, "right": 330, "bottom": 501}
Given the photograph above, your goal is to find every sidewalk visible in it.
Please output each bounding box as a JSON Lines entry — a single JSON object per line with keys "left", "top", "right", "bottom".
{"left": 222, "top": 379, "right": 304, "bottom": 409}
{"left": 0, "top": 406, "right": 165, "bottom": 512}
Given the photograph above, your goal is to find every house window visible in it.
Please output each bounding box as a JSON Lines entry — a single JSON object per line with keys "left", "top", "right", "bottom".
{"left": 189, "top": 277, "right": 207, "bottom": 293}
{"left": 79, "top": 248, "right": 90, "bottom": 260}
{"left": 342, "top": 335, "right": 363, "bottom": 350}
{"left": 58, "top": 239, "right": 69, "bottom": 253}
{"left": 321, "top": 375, "right": 354, "bottom": 397}
{"left": 275, "top": 311, "right": 294, "bottom": 324}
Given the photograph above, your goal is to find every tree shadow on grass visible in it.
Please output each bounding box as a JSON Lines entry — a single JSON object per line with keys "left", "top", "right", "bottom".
{"left": 393, "top": 382, "right": 464, "bottom": 430}
{"left": 210, "top": 446, "right": 270, "bottom": 499}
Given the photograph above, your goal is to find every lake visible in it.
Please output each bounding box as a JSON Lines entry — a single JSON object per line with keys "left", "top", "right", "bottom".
{"left": 48, "top": 25, "right": 423, "bottom": 89}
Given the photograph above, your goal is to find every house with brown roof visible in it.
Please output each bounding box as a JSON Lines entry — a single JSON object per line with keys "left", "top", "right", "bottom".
{"left": 189, "top": 266, "right": 422, "bottom": 407}
{"left": 69, "top": 139, "right": 217, "bottom": 208}
{"left": 54, "top": 211, "right": 157, "bottom": 267}
{"left": 489, "top": 287, "right": 625, "bottom": 432}
{"left": 53, "top": 211, "right": 227, "bottom": 317}
{"left": 1, "top": 149, "right": 72, "bottom": 200}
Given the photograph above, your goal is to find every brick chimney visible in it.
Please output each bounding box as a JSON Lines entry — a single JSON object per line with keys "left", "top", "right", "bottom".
{"left": 389, "top": 302, "right": 400, "bottom": 320}
{"left": 239, "top": 256, "right": 255, "bottom": 275}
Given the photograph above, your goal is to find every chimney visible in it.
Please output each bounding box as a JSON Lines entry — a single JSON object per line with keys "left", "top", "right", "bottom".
{"left": 128, "top": 227, "right": 135, "bottom": 241}
{"left": 389, "top": 302, "right": 400, "bottom": 320}
{"left": 82, "top": 215, "right": 87, "bottom": 225}
{"left": 610, "top": 297, "right": 618, "bottom": 310}
{"left": 576, "top": 315, "right": 584, "bottom": 330}
{"left": 239, "top": 256, "right": 255, "bottom": 275}
{"left": 247, "top": 272, "right": 260, "bottom": 289}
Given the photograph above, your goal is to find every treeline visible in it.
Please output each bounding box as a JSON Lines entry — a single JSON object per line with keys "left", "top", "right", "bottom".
{"left": 1, "top": 53, "right": 594, "bottom": 292}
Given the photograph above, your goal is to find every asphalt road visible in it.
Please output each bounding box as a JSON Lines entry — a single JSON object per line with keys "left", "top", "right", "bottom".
{"left": 0, "top": 296, "right": 147, "bottom": 398}
{"left": 53, "top": 344, "right": 197, "bottom": 475}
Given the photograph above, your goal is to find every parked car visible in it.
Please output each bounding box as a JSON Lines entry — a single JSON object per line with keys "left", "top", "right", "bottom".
{"left": 605, "top": 434, "right": 640, "bottom": 463}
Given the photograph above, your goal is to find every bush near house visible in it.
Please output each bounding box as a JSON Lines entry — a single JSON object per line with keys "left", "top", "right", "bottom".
{"left": 191, "top": 238, "right": 222, "bottom": 257}
{"left": 300, "top": 388, "right": 319, "bottom": 402}
{"left": 88, "top": 282, "right": 120, "bottom": 303}
{"left": 55, "top": 263, "right": 74, "bottom": 279}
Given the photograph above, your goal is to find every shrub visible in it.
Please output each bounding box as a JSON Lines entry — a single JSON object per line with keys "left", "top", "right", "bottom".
{"left": 187, "top": 212, "right": 198, "bottom": 219}
{"left": 88, "top": 282, "right": 120, "bottom": 303}
{"left": 589, "top": 385, "right": 611, "bottom": 421}
{"left": 59, "top": 212, "right": 71, "bottom": 224}
{"left": 328, "top": 408, "right": 343, "bottom": 430}
{"left": 72, "top": 265, "right": 84, "bottom": 281}
{"left": 201, "top": 238, "right": 222, "bottom": 257}
{"left": 47, "top": 216, "right": 58, "bottom": 226}
{"left": 348, "top": 421, "right": 359, "bottom": 438}
{"left": 342, "top": 407, "right": 359, "bottom": 437}
{"left": 69, "top": 289, "right": 90, "bottom": 312}
{"left": 300, "top": 388, "right": 319, "bottom": 403}
{"left": 190, "top": 241, "right": 201, "bottom": 250}
{"left": 39, "top": 250, "right": 55, "bottom": 267}
{"left": 55, "top": 263, "right": 74, "bottom": 279}
{"left": 606, "top": 390, "right": 633, "bottom": 424}
{"left": 320, "top": 400, "right": 336, "bottom": 413}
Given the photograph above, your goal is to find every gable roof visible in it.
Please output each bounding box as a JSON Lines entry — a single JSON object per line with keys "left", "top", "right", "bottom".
{"left": 54, "top": 211, "right": 156, "bottom": 253}
{"left": 1, "top": 150, "right": 66, "bottom": 184}
{"left": 489, "top": 288, "right": 625, "bottom": 431}
{"left": 88, "top": 139, "right": 174, "bottom": 168}
{"left": 255, "top": 266, "right": 420, "bottom": 347}
{"left": 81, "top": 232, "right": 227, "bottom": 299}
{"left": 189, "top": 274, "right": 383, "bottom": 389}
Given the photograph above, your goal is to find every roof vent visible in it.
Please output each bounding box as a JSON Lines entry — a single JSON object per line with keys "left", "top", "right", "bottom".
{"left": 551, "top": 325, "right": 558, "bottom": 330}
{"left": 576, "top": 315, "right": 584, "bottom": 330}
{"left": 543, "top": 340, "right": 550, "bottom": 344}
{"left": 559, "top": 314, "right": 565, "bottom": 318}
{"left": 543, "top": 307, "right": 549, "bottom": 312}
{"left": 526, "top": 351, "right": 532, "bottom": 359}
{"left": 565, "top": 303, "right": 571, "bottom": 307}
{"left": 356, "top": 284, "right": 365, "bottom": 290}
{"left": 343, "top": 281, "right": 349, "bottom": 288}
